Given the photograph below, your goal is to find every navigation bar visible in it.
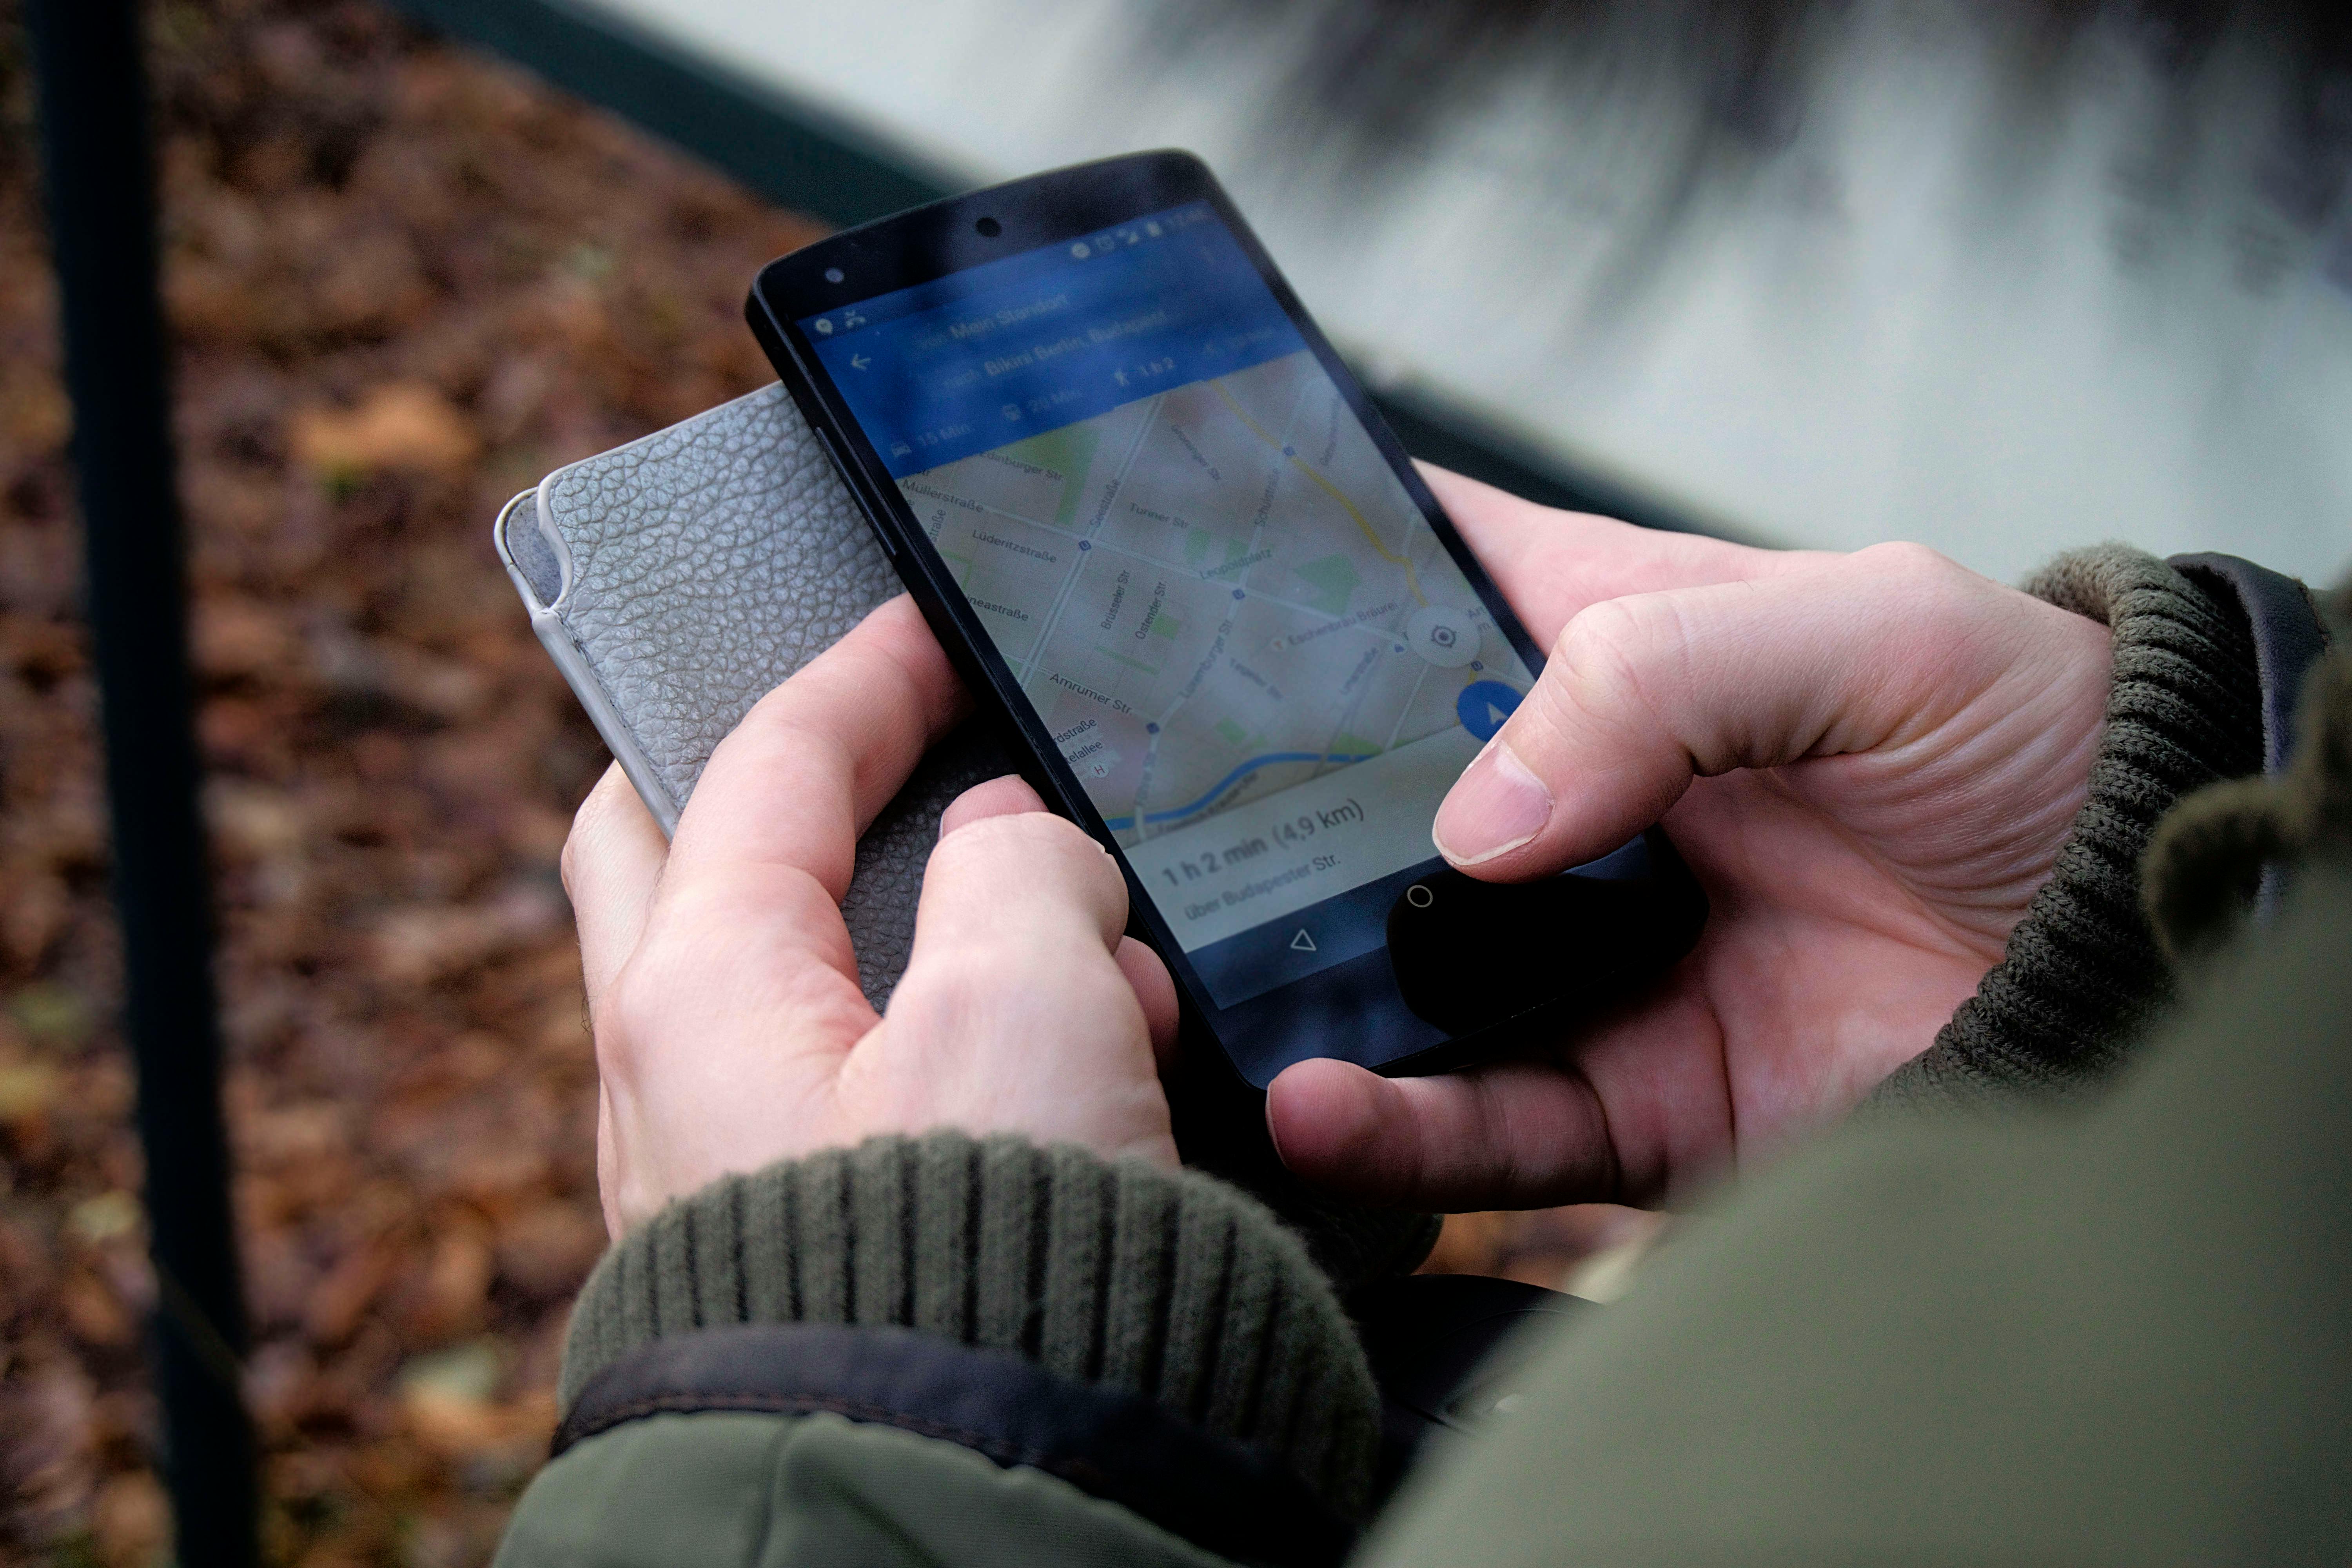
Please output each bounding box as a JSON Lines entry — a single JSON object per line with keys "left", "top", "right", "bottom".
{"left": 1123, "top": 724, "right": 1483, "bottom": 955}
{"left": 803, "top": 202, "right": 1307, "bottom": 477}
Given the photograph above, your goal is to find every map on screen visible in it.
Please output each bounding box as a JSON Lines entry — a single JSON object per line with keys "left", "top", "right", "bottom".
{"left": 808, "top": 202, "right": 1535, "bottom": 979}
{"left": 884, "top": 343, "right": 1540, "bottom": 973}
{"left": 897, "top": 350, "right": 1516, "bottom": 837}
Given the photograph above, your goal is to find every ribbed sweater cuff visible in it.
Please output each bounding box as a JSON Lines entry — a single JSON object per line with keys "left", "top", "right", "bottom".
{"left": 558, "top": 1132, "right": 1381, "bottom": 1517}
{"left": 1869, "top": 544, "right": 2262, "bottom": 1112}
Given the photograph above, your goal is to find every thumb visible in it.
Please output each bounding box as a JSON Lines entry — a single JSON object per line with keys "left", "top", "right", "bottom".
{"left": 875, "top": 808, "right": 1178, "bottom": 1169}
{"left": 1431, "top": 543, "right": 1988, "bottom": 879}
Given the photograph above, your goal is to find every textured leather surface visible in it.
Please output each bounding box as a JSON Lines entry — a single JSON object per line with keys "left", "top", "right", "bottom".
{"left": 510, "top": 382, "right": 1008, "bottom": 1007}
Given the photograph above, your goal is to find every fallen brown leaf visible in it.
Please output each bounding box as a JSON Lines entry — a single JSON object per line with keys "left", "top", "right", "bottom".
{"left": 288, "top": 382, "right": 480, "bottom": 480}
{"left": 58, "top": 1271, "right": 136, "bottom": 1349}
{"left": 304, "top": 1236, "right": 405, "bottom": 1347}
{"left": 370, "top": 884, "right": 567, "bottom": 987}
{"left": 89, "top": 1470, "right": 169, "bottom": 1568}
{"left": 193, "top": 595, "right": 302, "bottom": 678}
{"left": 406, "top": 1218, "right": 496, "bottom": 1344}
{"left": 0, "top": 1060, "right": 64, "bottom": 1126}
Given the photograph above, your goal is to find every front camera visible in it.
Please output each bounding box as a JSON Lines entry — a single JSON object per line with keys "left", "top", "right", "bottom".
{"left": 975, "top": 217, "right": 1002, "bottom": 238}
{"left": 823, "top": 267, "right": 844, "bottom": 283}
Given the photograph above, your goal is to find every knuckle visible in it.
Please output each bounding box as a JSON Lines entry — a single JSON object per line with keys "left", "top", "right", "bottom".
{"left": 1843, "top": 541, "right": 1998, "bottom": 653}
{"left": 558, "top": 826, "right": 584, "bottom": 898}
{"left": 1553, "top": 594, "right": 1647, "bottom": 672}
{"left": 941, "top": 774, "right": 1041, "bottom": 826}
{"left": 728, "top": 669, "right": 869, "bottom": 777}
{"left": 1849, "top": 539, "right": 1961, "bottom": 590}
{"left": 932, "top": 809, "right": 1097, "bottom": 873}
{"left": 561, "top": 780, "right": 613, "bottom": 895}
{"left": 1549, "top": 596, "right": 1672, "bottom": 729}
{"left": 590, "top": 916, "right": 737, "bottom": 1081}
{"left": 590, "top": 963, "right": 655, "bottom": 1079}
{"left": 748, "top": 707, "right": 844, "bottom": 774}
{"left": 891, "top": 947, "right": 1045, "bottom": 1048}
{"left": 925, "top": 811, "right": 1125, "bottom": 924}
{"left": 899, "top": 947, "right": 1000, "bottom": 1013}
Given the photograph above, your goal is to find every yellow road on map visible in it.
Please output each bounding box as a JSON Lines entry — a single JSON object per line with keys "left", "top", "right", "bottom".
{"left": 1212, "top": 380, "right": 1428, "bottom": 607}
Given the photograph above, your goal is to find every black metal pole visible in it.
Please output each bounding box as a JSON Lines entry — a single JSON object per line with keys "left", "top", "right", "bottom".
{"left": 23, "top": 2, "right": 258, "bottom": 1564}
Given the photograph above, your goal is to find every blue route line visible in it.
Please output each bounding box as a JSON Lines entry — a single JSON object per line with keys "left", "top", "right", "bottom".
{"left": 1102, "top": 750, "right": 1375, "bottom": 832}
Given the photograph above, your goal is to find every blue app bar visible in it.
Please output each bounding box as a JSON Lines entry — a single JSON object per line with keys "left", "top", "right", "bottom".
{"left": 800, "top": 202, "right": 1307, "bottom": 477}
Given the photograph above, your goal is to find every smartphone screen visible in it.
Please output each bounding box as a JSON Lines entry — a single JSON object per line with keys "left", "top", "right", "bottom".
{"left": 794, "top": 200, "right": 1541, "bottom": 1016}
{"left": 752, "top": 154, "right": 1704, "bottom": 1085}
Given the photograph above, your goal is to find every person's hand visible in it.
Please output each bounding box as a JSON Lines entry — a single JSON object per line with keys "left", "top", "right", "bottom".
{"left": 563, "top": 596, "right": 1179, "bottom": 1237}
{"left": 1267, "top": 469, "right": 2114, "bottom": 1210}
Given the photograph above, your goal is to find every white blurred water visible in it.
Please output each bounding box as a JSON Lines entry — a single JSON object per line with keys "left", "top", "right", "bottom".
{"left": 611, "top": 0, "right": 2352, "bottom": 584}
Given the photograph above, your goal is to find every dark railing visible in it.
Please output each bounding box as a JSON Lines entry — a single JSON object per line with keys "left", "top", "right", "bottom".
{"left": 25, "top": 1, "right": 259, "bottom": 1563}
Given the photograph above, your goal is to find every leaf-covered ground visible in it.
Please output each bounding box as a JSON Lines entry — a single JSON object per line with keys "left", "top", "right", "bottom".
{"left": 0, "top": 4, "right": 1642, "bottom": 1561}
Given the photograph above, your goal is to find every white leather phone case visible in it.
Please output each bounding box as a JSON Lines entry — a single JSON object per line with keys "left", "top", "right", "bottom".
{"left": 496, "top": 385, "right": 1453, "bottom": 1273}
{"left": 493, "top": 381, "right": 1008, "bottom": 1006}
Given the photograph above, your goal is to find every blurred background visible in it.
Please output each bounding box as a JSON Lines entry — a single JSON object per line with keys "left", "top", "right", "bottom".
{"left": 599, "top": 0, "right": 2352, "bottom": 581}
{"left": 1, "top": 0, "right": 2345, "bottom": 1562}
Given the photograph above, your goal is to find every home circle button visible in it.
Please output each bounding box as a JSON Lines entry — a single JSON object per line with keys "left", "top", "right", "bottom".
{"left": 1406, "top": 884, "right": 1434, "bottom": 908}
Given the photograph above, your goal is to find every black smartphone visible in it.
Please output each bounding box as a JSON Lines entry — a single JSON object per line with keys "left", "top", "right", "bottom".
{"left": 748, "top": 150, "right": 1704, "bottom": 1088}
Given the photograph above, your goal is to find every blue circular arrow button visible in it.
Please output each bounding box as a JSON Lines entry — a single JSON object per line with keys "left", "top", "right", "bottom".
{"left": 1456, "top": 679, "right": 1524, "bottom": 742}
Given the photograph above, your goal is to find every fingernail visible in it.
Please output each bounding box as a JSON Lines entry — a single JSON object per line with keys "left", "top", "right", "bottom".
{"left": 1432, "top": 739, "right": 1552, "bottom": 866}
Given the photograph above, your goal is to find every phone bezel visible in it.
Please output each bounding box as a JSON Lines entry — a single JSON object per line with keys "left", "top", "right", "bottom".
{"left": 746, "top": 149, "right": 1564, "bottom": 1087}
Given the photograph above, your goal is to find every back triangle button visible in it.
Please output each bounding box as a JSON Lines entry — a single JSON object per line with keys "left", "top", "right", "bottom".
{"left": 1289, "top": 929, "right": 1317, "bottom": 952}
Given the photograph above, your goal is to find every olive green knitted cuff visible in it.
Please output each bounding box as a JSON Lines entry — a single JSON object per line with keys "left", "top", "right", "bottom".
{"left": 1869, "top": 544, "right": 2262, "bottom": 1112}
{"left": 558, "top": 1132, "right": 1382, "bottom": 1517}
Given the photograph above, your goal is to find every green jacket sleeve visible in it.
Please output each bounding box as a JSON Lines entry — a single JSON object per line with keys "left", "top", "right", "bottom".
{"left": 497, "top": 1412, "right": 1240, "bottom": 1568}
{"left": 497, "top": 1134, "right": 1378, "bottom": 1568}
